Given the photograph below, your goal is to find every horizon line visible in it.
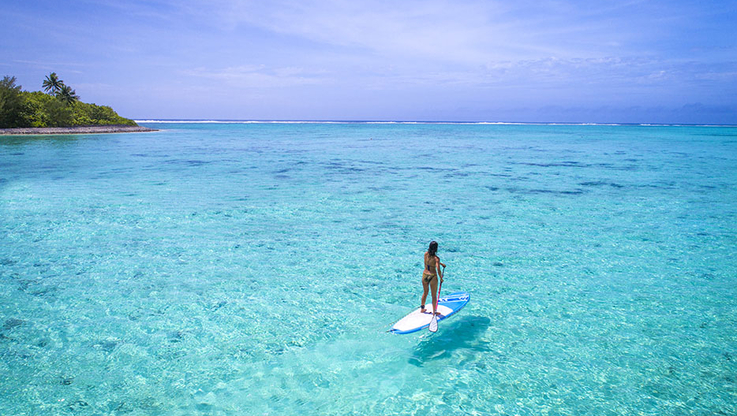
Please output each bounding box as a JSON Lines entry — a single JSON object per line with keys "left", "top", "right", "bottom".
{"left": 134, "top": 119, "right": 737, "bottom": 127}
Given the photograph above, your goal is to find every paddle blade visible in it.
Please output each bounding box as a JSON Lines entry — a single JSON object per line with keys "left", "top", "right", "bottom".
{"left": 428, "top": 315, "right": 438, "bottom": 332}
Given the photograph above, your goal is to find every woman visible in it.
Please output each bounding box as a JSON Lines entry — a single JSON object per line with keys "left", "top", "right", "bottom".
{"left": 421, "top": 241, "right": 446, "bottom": 316}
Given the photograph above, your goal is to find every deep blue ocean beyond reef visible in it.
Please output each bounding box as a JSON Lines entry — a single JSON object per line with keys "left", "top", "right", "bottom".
{"left": 1, "top": 122, "right": 735, "bottom": 415}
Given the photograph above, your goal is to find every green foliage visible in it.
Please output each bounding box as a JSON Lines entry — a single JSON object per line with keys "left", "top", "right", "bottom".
{"left": 42, "top": 72, "right": 64, "bottom": 95}
{"left": 22, "top": 91, "right": 72, "bottom": 127}
{"left": 58, "top": 84, "right": 80, "bottom": 105}
{"left": 0, "top": 73, "right": 138, "bottom": 128}
{"left": 70, "top": 101, "right": 137, "bottom": 126}
{"left": 0, "top": 76, "right": 27, "bottom": 127}
{"left": 41, "top": 72, "right": 79, "bottom": 105}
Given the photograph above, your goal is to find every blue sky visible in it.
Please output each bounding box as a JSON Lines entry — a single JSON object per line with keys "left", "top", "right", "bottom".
{"left": 2, "top": 0, "right": 736, "bottom": 123}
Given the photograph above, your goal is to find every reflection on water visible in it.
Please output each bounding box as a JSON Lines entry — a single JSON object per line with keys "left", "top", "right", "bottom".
{"left": 410, "top": 316, "right": 492, "bottom": 366}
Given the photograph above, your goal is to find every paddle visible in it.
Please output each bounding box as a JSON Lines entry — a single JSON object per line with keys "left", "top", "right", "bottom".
{"left": 428, "top": 265, "right": 444, "bottom": 333}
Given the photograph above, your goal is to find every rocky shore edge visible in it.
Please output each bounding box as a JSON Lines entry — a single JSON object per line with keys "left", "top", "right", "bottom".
{"left": 0, "top": 125, "right": 157, "bottom": 135}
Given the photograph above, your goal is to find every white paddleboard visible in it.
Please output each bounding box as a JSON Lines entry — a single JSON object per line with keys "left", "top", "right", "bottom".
{"left": 390, "top": 291, "right": 470, "bottom": 334}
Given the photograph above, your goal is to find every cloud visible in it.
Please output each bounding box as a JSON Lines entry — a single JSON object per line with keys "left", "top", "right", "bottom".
{"left": 197, "top": 0, "right": 705, "bottom": 63}
{"left": 183, "top": 65, "right": 328, "bottom": 88}
{"left": 200, "top": 0, "right": 608, "bottom": 63}
{"left": 4, "top": 0, "right": 734, "bottom": 122}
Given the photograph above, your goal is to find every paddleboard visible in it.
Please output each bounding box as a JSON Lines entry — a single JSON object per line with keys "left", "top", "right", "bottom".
{"left": 390, "top": 291, "right": 470, "bottom": 334}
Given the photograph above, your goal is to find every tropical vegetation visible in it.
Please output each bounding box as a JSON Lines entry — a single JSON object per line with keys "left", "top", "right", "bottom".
{"left": 0, "top": 73, "right": 137, "bottom": 128}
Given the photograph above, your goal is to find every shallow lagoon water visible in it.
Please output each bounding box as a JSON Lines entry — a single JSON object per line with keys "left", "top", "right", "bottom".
{"left": 1, "top": 122, "right": 735, "bottom": 415}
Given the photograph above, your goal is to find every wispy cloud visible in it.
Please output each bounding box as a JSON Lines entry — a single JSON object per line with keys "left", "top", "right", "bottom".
{"left": 11, "top": 60, "right": 85, "bottom": 72}
{"left": 2, "top": 0, "right": 735, "bottom": 122}
{"left": 199, "top": 0, "right": 690, "bottom": 62}
{"left": 184, "top": 65, "right": 328, "bottom": 88}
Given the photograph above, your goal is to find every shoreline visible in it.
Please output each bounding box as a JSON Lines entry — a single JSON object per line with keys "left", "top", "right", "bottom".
{"left": 0, "top": 125, "right": 158, "bottom": 136}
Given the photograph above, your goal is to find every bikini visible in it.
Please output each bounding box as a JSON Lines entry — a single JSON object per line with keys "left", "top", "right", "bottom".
{"left": 423, "top": 269, "right": 435, "bottom": 282}
{"left": 423, "top": 256, "right": 437, "bottom": 282}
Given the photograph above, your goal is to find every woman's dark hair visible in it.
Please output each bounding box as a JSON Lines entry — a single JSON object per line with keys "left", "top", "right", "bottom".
{"left": 428, "top": 241, "right": 438, "bottom": 257}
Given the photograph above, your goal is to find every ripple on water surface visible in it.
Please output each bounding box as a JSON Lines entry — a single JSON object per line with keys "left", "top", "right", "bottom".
{"left": 1, "top": 123, "right": 736, "bottom": 414}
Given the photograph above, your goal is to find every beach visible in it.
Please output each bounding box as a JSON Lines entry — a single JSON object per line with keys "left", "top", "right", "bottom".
{"left": 0, "top": 125, "right": 157, "bottom": 135}
{"left": 1, "top": 122, "right": 735, "bottom": 414}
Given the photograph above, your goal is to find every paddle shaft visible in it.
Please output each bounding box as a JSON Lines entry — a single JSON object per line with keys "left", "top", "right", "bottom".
{"left": 434, "top": 265, "right": 444, "bottom": 311}
{"left": 435, "top": 266, "right": 445, "bottom": 312}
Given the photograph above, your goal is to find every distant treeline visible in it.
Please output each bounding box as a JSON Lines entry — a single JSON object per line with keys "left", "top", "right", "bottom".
{"left": 0, "top": 73, "right": 137, "bottom": 128}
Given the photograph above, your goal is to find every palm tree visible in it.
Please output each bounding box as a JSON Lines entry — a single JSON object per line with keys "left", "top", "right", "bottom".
{"left": 42, "top": 72, "right": 64, "bottom": 94}
{"left": 57, "top": 84, "right": 80, "bottom": 105}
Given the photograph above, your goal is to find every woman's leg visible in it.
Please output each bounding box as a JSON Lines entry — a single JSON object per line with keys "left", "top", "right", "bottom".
{"left": 430, "top": 276, "right": 439, "bottom": 315}
{"left": 420, "top": 274, "right": 430, "bottom": 312}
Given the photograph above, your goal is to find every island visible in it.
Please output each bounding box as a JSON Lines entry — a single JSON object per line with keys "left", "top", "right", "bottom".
{"left": 0, "top": 73, "right": 156, "bottom": 135}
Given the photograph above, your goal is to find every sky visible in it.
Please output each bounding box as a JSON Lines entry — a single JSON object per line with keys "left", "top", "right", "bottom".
{"left": 1, "top": 0, "right": 736, "bottom": 123}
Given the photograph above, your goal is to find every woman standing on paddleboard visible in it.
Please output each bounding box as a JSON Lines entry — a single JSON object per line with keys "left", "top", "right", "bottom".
{"left": 421, "top": 241, "right": 445, "bottom": 316}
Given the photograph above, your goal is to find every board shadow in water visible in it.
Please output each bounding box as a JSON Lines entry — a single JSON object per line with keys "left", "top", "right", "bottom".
{"left": 409, "top": 315, "right": 491, "bottom": 367}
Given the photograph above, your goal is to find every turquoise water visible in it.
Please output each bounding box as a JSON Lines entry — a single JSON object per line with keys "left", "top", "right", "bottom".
{"left": 1, "top": 122, "right": 735, "bottom": 415}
